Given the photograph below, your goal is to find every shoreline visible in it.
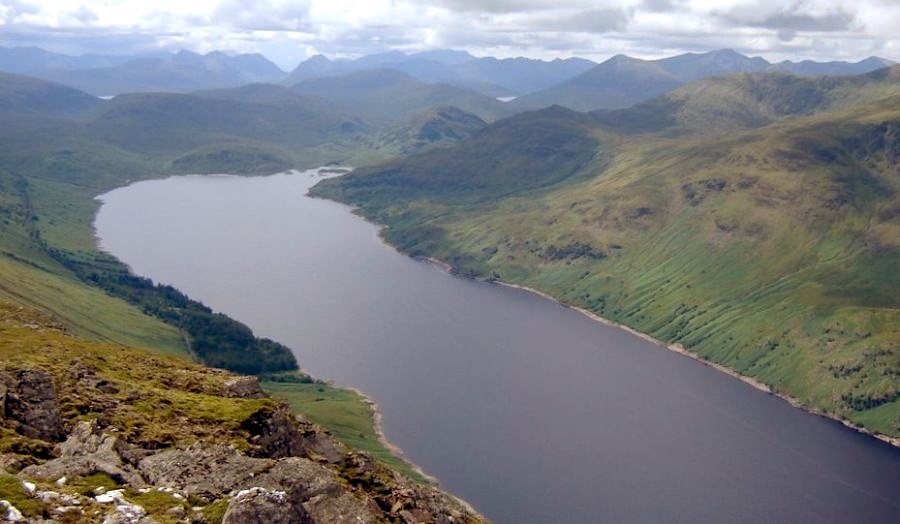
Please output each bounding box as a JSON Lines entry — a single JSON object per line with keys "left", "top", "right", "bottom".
{"left": 343, "top": 385, "right": 439, "bottom": 485}
{"left": 343, "top": 386, "right": 484, "bottom": 517}
{"left": 417, "top": 257, "right": 900, "bottom": 450}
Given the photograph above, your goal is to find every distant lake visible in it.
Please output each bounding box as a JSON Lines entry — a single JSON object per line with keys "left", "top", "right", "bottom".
{"left": 95, "top": 170, "right": 900, "bottom": 523}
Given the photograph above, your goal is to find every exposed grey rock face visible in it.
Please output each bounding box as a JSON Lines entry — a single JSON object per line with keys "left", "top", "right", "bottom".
{"left": 1, "top": 370, "right": 64, "bottom": 441}
{"left": 137, "top": 443, "right": 274, "bottom": 502}
{"left": 222, "top": 487, "right": 312, "bottom": 524}
{"left": 245, "top": 457, "right": 375, "bottom": 524}
{"left": 21, "top": 420, "right": 144, "bottom": 486}
{"left": 222, "top": 376, "right": 267, "bottom": 399}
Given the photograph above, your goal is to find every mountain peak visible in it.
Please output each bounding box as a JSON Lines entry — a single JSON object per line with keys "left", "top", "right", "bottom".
{"left": 305, "top": 54, "right": 332, "bottom": 64}
{"left": 708, "top": 48, "right": 742, "bottom": 57}
{"left": 605, "top": 53, "right": 636, "bottom": 64}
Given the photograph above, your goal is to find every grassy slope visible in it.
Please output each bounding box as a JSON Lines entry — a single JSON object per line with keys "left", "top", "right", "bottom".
{"left": 0, "top": 170, "right": 188, "bottom": 356}
{"left": 0, "top": 303, "right": 272, "bottom": 522}
{"left": 312, "top": 75, "right": 900, "bottom": 438}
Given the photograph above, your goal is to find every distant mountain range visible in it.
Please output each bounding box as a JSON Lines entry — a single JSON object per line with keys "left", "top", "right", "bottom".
{"left": 0, "top": 46, "right": 894, "bottom": 110}
{"left": 0, "top": 48, "right": 286, "bottom": 96}
{"left": 285, "top": 50, "right": 596, "bottom": 97}
{"left": 512, "top": 49, "right": 896, "bottom": 111}
{"left": 291, "top": 68, "right": 513, "bottom": 125}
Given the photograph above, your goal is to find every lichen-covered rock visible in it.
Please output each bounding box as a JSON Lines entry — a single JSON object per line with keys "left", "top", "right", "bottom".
{"left": 137, "top": 443, "right": 274, "bottom": 502}
{"left": 222, "top": 487, "right": 312, "bottom": 524}
{"left": 244, "top": 457, "right": 375, "bottom": 524}
{"left": 222, "top": 376, "right": 266, "bottom": 399}
{"left": 2, "top": 370, "right": 63, "bottom": 441}
{"left": 21, "top": 420, "right": 144, "bottom": 486}
{"left": 343, "top": 453, "right": 474, "bottom": 524}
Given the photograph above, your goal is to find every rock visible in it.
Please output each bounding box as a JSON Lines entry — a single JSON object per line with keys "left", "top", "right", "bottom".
{"left": 21, "top": 420, "right": 144, "bottom": 486}
{"left": 138, "top": 443, "right": 274, "bottom": 502}
{"left": 1, "top": 500, "right": 24, "bottom": 522}
{"left": 399, "top": 508, "right": 434, "bottom": 524}
{"left": 101, "top": 499, "right": 152, "bottom": 524}
{"left": 292, "top": 416, "right": 347, "bottom": 464}
{"left": 222, "top": 487, "right": 311, "bottom": 524}
{"left": 166, "top": 505, "right": 186, "bottom": 519}
{"left": 2, "top": 370, "right": 64, "bottom": 441}
{"left": 244, "top": 457, "right": 375, "bottom": 524}
{"left": 222, "top": 377, "right": 266, "bottom": 399}
{"left": 0, "top": 454, "right": 26, "bottom": 473}
{"left": 243, "top": 405, "right": 345, "bottom": 462}
{"left": 0, "top": 382, "right": 7, "bottom": 419}
{"left": 95, "top": 489, "right": 126, "bottom": 504}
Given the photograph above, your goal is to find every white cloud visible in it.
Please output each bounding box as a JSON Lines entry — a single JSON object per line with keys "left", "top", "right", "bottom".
{"left": 0, "top": 0, "right": 897, "bottom": 69}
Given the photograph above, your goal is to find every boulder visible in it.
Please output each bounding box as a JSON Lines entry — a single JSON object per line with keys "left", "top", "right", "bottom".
{"left": 137, "top": 443, "right": 273, "bottom": 502}
{"left": 222, "top": 487, "right": 311, "bottom": 524}
{"left": 1, "top": 500, "right": 24, "bottom": 522}
{"left": 2, "top": 370, "right": 64, "bottom": 441}
{"left": 21, "top": 420, "right": 144, "bottom": 486}
{"left": 222, "top": 377, "right": 266, "bottom": 399}
{"left": 243, "top": 405, "right": 345, "bottom": 462}
{"left": 244, "top": 457, "right": 375, "bottom": 524}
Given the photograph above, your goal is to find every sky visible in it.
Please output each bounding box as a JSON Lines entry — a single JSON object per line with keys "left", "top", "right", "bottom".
{"left": 0, "top": 0, "right": 898, "bottom": 70}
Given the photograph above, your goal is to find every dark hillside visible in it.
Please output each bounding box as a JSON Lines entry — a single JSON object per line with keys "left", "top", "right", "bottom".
{"left": 315, "top": 105, "right": 600, "bottom": 207}
{"left": 292, "top": 68, "right": 512, "bottom": 124}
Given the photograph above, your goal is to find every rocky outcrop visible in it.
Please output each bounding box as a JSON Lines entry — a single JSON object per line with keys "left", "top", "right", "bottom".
{"left": 21, "top": 420, "right": 144, "bottom": 486}
{"left": 222, "top": 376, "right": 267, "bottom": 399}
{"left": 138, "top": 443, "right": 273, "bottom": 502}
{"left": 221, "top": 487, "right": 311, "bottom": 524}
{"left": 238, "top": 457, "right": 375, "bottom": 524}
{"left": 243, "top": 404, "right": 346, "bottom": 462}
{"left": 0, "top": 370, "right": 64, "bottom": 441}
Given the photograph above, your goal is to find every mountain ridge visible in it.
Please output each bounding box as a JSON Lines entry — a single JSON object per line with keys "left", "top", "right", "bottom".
{"left": 513, "top": 50, "right": 897, "bottom": 112}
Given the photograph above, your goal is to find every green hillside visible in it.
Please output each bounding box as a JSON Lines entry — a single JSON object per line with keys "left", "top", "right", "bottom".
{"left": 312, "top": 68, "right": 900, "bottom": 439}
{"left": 596, "top": 69, "right": 900, "bottom": 135}
{"left": 510, "top": 54, "right": 683, "bottom": 112}
{"left": 377, "top": 105, "right": 488, "bottom": 155}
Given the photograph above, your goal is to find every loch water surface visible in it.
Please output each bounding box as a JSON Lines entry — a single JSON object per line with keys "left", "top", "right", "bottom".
{"left": 95, "top": 170, "right": 900, "bottom": 523}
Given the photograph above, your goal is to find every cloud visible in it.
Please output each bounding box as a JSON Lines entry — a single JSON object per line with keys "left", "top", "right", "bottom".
{"left": 717, "top": 3, "right": 856, "bottom": 32}
{"left": 424, "top": 1, "right": 579, "bottom": 14}
{"left": 0, "top": 0, "right": 896, "bottom": 68}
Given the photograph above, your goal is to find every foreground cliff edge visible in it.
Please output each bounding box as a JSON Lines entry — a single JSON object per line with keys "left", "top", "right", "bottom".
{"left": 0, "top": 303, "right": 486, "bottom": 523}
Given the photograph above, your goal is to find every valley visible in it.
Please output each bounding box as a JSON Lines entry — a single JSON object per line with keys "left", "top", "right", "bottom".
{"left": 0, "top": 39, "right": 898, "bottom": 523}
